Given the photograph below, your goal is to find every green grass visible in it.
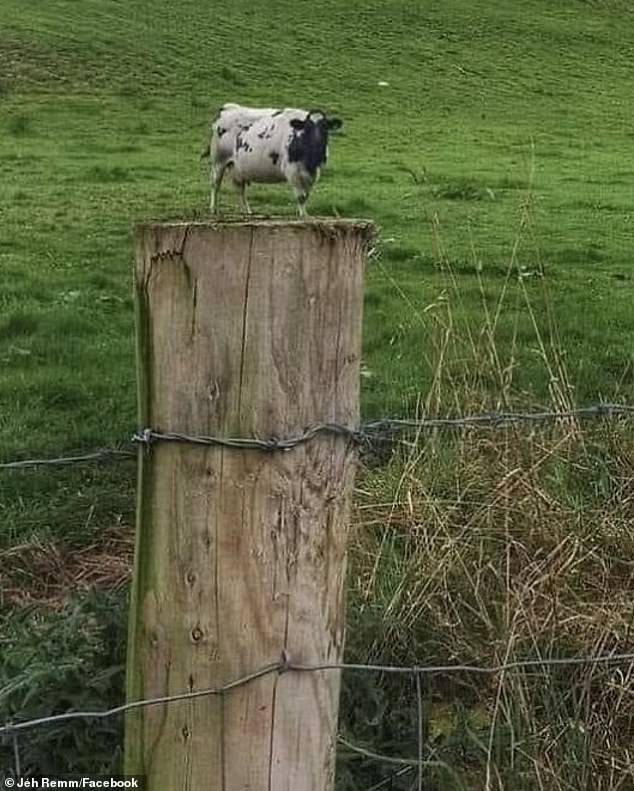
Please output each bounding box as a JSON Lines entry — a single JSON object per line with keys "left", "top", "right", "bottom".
{"left": 1, "top": 0, "right": 634, "bottom": 785}
{"left": 1, "top": 0, "right": 633, "bottom": 448}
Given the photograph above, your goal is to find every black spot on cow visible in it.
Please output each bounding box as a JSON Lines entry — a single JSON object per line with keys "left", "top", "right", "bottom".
{"left": 216, "top": 126, "right": 227, "bottom": 137}
{"left": 236, "top": 133, "right": 252, "bottom": 153}
{"left": 272, "top": 109, "right": 283, "bottom": 116}
{"left": 269, "top": 151, "right": 279, "bottom": 165}
{"left": 258, "top": 125, "right": 275, "bottom": 139}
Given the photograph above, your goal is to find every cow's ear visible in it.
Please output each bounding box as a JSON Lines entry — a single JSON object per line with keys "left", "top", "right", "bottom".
{"left": 327, "top": 117, "right": 343, "bottom": 130}
{"left": 290, "top": 118, "right": 307, "bottom": 130}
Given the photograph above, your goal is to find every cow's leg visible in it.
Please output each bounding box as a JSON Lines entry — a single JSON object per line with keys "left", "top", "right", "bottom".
{"left": 295, "top": 190, "right": 309, "bottom": 218}
{"left": 286, "top": 166, "right": 312, "bottom": 218}
{"left": 210, "top": 161, "right": 228, "bottom": 214}
{"left": 237, "top": 181, "right": 252, "bottom": 215}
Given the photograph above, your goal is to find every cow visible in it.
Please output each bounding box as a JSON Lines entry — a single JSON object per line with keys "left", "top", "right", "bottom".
{"left": 201, "top": 103, "right": 343, "bottom": 217}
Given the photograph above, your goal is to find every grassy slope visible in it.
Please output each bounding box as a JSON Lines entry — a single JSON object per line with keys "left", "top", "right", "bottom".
{"left": 1, "top": 0, "right": 634, "bottom": 784}
{"left": 1, "top": 0, "right": 633, "bottom": 456}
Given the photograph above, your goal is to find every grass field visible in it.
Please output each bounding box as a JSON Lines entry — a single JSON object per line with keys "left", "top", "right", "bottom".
{"left": 1, "top": 0, "right": 634, "bottom": 786}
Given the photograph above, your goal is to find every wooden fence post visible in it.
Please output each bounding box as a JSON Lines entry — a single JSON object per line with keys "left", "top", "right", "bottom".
{"left": 125, "top": 219, "right": 373, "bottom": 790}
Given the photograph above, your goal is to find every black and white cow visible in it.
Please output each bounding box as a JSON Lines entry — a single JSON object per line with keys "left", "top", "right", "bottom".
{"left": 202, "top": 103, "right": 343, "bottom": 217}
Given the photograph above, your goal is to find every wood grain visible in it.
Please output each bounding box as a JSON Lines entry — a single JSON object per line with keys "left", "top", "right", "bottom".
{"left": 125, "top": 219, "right": 372, "bottom": 790}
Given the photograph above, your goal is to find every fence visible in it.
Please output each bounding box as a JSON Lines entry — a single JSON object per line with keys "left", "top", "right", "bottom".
{"left": 3, "top": 401, "right": 634, "bottom": 787}
{"left": 2, "top": 220, "right": 634, "bottom": 789}
{"left": 3, "top": 403, "right": 633, "bottom": 471}
{"left": 4, "top": 650, "right": 634, "bottom": 788}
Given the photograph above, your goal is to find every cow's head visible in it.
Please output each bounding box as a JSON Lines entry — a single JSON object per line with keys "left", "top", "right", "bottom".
{"left": 289, "top": 110, "right": 343, "bottom": 175}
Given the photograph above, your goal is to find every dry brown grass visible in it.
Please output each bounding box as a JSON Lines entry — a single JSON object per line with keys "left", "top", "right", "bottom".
{"left": 343, "top": 419, "right": 634, "bottom": 789}
{"left": 338, "top": 201, "right": 634, "bottom": 788}
{"left": 0, "top": 527, "right": 133, "bottom": 609}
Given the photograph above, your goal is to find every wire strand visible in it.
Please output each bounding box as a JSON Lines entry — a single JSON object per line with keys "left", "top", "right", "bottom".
{"left": 3, "top": 403, "right": 631, "bottom": 469}
{"left": 2, "top": 651, "right": 633, "bottom": 738}
{"left": 0, "top": 449, "right": 135, "bottom": 469}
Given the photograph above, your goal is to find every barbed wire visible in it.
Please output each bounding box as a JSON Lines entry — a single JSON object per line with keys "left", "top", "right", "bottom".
{"left": 132, "top": 403, "right": 634, "bottom": 452}
{"left": 362, "top": 402, "right": 634, "bottom": 430}
{"left": 2, "top": 403, "right": 633, "bottom": 780}
{"left": 132, "top": 423, "right": 365, "bottom": 452}
{"left": 1, "top": 402, "right": 632, "bottom": 470}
